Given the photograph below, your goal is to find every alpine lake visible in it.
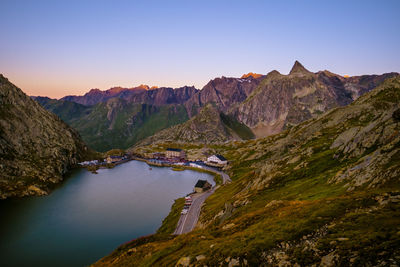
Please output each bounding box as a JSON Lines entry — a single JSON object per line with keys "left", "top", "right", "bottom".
{"left": 0, "top": 160, "right": 214, "bottom": 267}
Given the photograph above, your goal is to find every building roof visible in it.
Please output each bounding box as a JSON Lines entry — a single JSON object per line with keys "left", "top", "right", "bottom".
{"left": 166, "top": 148, "right": 183, "bottom": 152}
{"left": 195, "top": 179, "right": 210, "bottom": 188}
{"left": 215, "top": 154, "right": 227, "bottom": 161}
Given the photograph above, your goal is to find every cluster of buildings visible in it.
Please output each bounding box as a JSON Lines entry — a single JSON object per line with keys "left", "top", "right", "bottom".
{"left": 146, "top": 147, "right": 228, "bottom": 168}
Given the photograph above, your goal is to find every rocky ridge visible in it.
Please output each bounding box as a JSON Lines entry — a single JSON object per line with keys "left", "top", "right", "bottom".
{"left": 61, "top": 85, "right": 198, "bottom": 106}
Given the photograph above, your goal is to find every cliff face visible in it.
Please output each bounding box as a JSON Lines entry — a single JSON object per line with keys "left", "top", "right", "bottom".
{"left": 234, "top": 61, "right": 398, "bottom": 137}
{"left": 0, "top": 75, "right": 91, "bottom": 199}
{"left": 184, "top": 75, "right": 264, "bottom": 116}
{"left": 94, "top": 77, "right": 400, "bottom": 267}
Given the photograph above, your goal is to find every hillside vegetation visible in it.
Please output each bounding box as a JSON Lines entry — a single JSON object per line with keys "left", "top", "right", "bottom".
{"left": 93, "top": 77, "right": 400, "bottom": 266}
{"left": 35, "top": 97, "right": 189, "bottom": 152}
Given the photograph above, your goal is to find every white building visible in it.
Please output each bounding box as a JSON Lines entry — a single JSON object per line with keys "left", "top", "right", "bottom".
{"left": 207, "top": 154, "right": 227, "bottom": 165}
{"left": 190, "top": 163, "right": 203, "bottom": 169}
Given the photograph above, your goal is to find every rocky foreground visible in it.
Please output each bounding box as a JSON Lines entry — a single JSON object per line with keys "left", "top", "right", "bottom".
{"left": 0, "top": 75, "right": 95, "bottom": 199}
{"left": 93, "top": 77, "right": 400, "bottom": 266}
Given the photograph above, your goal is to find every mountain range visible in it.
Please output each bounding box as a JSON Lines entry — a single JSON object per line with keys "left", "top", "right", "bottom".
{"left": 32, "top": 61, "right": 398, "bottom": 151}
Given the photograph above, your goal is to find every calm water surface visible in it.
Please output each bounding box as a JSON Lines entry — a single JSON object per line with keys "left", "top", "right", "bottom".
{"left": 0, "top": 160, "right": 214, "bottom": 267}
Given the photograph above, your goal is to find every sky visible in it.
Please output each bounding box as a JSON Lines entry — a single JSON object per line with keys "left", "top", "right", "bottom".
{"left": 1, "top": 0, "right": 399, "bottom": 98}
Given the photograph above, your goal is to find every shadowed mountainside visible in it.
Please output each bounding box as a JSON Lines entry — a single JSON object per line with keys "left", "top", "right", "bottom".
{"left": 0, "top": 75, "right": 94, "bottom": 199}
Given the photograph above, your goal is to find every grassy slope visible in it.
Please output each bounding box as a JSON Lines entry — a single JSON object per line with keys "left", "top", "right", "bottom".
{"left": 35, "top": 98, "right": 189, "bottom": 152}
{"left": 74, "top": 103, "right": 189, "bottom": 152}
{"left": 93, "top": 77, "right": 400, "bottom": 266}
{"left": 220, "top": 112, "right": 255, "bottom": 140}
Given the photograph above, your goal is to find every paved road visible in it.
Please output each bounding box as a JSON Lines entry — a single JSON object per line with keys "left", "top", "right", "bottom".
{"left": 173, "top": 168, "right": 231, "bottom": 235}
{"left": 202, "top": 166, "right": 232, "bottom": 184}
{"left": 173, "top": 188, "right": 215, "bottom": 235}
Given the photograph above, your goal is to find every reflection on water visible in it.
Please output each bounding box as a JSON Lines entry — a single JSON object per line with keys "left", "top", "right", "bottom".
{"left": 0, "top": 160, "right": 214, "bottom": 267}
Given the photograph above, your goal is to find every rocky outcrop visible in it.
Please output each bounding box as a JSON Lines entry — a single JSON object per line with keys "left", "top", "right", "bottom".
{"left": 0, "top": 74, "right": 92, "bottom": 199}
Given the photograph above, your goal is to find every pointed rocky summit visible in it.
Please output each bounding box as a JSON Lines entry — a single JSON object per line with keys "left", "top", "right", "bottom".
{"left": 289, "top": 60, "right": 311, "bottom": 75}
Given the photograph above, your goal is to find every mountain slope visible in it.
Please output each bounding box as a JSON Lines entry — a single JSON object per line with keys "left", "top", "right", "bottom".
{"left": 94, "top": 77, "right": 400, "bottom": 266}
{"left": 35, "top": 97, "right": 190, "bottom": 152}
{"left": 0, "top": 75, "right": 92, "bottom": 199}
{"left": 233, "top": 61, "right": 398, "bottom": 137}
{"left": 138, "top": 104, "right": 254, "bottom": 145}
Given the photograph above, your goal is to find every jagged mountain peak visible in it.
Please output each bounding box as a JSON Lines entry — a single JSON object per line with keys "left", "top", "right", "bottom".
{"left": 289, "top": 60, "right": 311, "bottom": 75}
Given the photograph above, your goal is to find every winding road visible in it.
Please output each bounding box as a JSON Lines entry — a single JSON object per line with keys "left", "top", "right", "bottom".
{"left": 173, "top": 167, "right": 231, "bottom": 235}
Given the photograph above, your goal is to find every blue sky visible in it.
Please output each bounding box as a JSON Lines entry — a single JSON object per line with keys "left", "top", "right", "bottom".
{"left": 1, "top": 0, "right": 399, "bottom": 98}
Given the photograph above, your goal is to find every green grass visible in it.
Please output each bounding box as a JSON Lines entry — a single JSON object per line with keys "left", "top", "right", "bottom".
{"left": 36, "top": 98, "right": 190, "bottom": 152}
